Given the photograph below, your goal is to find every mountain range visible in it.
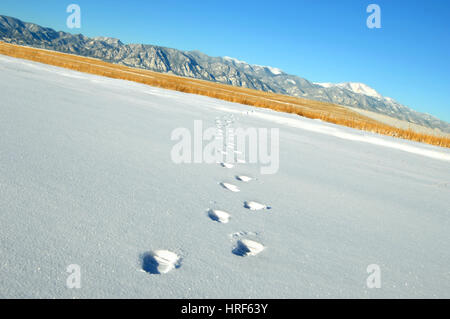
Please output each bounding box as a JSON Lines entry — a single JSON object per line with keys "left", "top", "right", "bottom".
{"left": 1, "top": 15, "right": 448, "bottom": 133}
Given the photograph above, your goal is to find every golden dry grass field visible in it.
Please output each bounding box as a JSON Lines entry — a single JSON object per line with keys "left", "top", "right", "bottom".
{"left": 1, "top": 41, "right": 449, "bottom": 148}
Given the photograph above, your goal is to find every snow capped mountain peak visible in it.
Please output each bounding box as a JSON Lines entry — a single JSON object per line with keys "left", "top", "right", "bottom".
{"left": 223, "top": 56, "right": 247, "bottom": 64}
{"left": 315, "top": 82, "right": 382, "bottom": 99}
{"left": 253, "top": 64, "right": 284, "bottom": 75}
{"left": 223, "top": 56, "right": 284, "bottom": 75}
{"left": 92, "top": 36, "right": 123, "bottom": 46}
{"left": 341, "top": 82, "right": 382, "bottom": 99}
{"left": 266, "top": 66, "right": 283, "bottom": 75}
{"left": 314, "top": 82, "right": 334, "bottom": 88}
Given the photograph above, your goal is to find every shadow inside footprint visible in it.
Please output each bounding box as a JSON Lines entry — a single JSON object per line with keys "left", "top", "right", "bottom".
{"left": 243, "top": 201, "right": 272, "bottom": 210}
{"left": 141, "top": 253, "right": 160, "bottom": 274}
{"left": 140, "top": 251, "right": 182, "bottom": 274}
{"left": 232, "top": 244, "right": 250, "bottom": 257}
{"left": 232, "top": 239, "right": 265, "bottom": 257}
{"left": 208, "top": 209, "right": 231, "bottom": 223}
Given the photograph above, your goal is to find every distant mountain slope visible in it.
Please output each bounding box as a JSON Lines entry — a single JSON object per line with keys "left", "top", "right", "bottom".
{"left": 316, "top": 82, "right": 383, "bottom": 99}
{"left": 1, "top": 15, "right": 448, "bottom": 133}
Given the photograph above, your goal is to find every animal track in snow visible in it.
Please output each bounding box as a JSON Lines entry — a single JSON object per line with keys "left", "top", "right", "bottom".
{"left": 232, "top": 239, "right": 265, "bottom": 256}
{"left": 236, "top": 175, "right": 252, "bottom": 182}
{"left": 208, "top": 209, "right": 231, "bottom": 223}
{"left": 220, "top": 182, "right": 240, "bottom": 192}
{"left": 141, "top": 250, "right": 181, "bottom": 274}
{"left": 244, "top": 201, "right": 271, "bottom": 210}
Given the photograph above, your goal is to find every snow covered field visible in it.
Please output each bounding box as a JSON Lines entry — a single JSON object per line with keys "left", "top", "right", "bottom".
{"left": 0, "top": 54, "right": 449, "bottom": 298}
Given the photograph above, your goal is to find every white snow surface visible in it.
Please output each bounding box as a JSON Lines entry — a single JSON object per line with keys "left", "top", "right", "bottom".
{"left": 315, "top": 82, "right": 383, "bottom": 99}
{"left": 223, "top": 56, "right": 248, "bottom": 64}
{"left": 223, "top": 56, "right": 283, "bottom": 75}
{"left": 244, "top": 201, "right": 270, "bottom": 211}
{"left": 266, "top": 66, "right": 283, "bottom": 75}
{"left": 220, "top": 182, "right": 240, "bottom": 193}
{"left": 0, "top": 54, "right": 449, "bottom": 298}
{"left": 287, "top": 79, "right": 296, "bottom": 85}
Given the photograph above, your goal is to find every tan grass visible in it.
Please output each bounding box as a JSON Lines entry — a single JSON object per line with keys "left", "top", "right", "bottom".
{"left": 1, "top": 41, "right": 449, "bottom": 148}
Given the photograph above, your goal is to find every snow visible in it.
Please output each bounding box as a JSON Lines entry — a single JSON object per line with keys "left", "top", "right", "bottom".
{"left": 212, "top": 104, "right": 450, "bottom": 162}
{"left": 220, "top": 182, "right": 240, "bottom": 193}
{"left": 314, "top": 82, "right": 334, "bottom": 88}
{"left": 236, "top": 175, "right": 252, "bottom": 182}
{"left": 144, "top": 250, "right": 180, "bottom": 274}
{"left": 244, "top": 201, "right": 271, "bottom": 211}
{"left": 223, "top": 56, "right": 283, "bottom": 75}
{"left": 0, "top": 54, "right": 449, "bottom": 298}
{"left": 266, "top": 66, "right": 283, "bottom": 75}
{"left": 342, "top": 82, "right": 382, "bottom": 99}
{"left": 223, "top": 56, "right": 247, "bottom": 64}
{"left": 287, "top": 79, "right": 296, "bottom": 85}
{"left": 315, "top": 82, "right": 383, "bottom": 99}
{"left": 208, "top": 209, "right": 231, "bottom": 224}
{"left": 233, "top": 239, "right": 265, "bottom": 256}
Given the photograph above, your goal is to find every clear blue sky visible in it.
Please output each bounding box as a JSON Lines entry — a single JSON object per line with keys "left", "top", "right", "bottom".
{"left": 1, "top": 0, "right": 449, "bottom": 122}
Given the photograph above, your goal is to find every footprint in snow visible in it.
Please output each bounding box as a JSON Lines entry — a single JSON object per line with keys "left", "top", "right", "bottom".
{"left": 232, "top": 239, "right": 265, "bottom": 257}
{"left": 236, "top": 175, "right": 252, "bottom": 182}
{"left": 244, "top": 201, "right": 271, "bottom": 210}
{"left": 220, "top": 182, "right": 240, "bottom": 192}
{"left": 220, "top": 162, "right": 234, "bottom": 169}
{"left": 208, "top": 209, "right": 231, "bottom": 223}
{"left": 141, "top": 250, "right": 181, "bottom": 274}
